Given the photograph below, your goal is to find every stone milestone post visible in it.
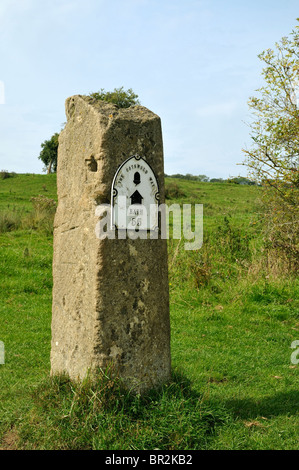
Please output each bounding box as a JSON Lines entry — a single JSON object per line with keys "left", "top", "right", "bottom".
{"left": 50, "top": 95, "right": 171, "bottom": 392}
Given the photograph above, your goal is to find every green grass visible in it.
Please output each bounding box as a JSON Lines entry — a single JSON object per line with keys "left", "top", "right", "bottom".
{"left": 0, "top": 173, "right": 57, "bottom": 212}
{"left": 0, "top": 174, "right": 298, "bottom": 450}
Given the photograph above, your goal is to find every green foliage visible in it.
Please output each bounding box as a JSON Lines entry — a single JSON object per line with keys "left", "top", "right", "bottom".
{"left": 0, "top": 170, "right": 16, "bottom": 180}
{"left": 227, "top": 176, "right": 256, "bottom": 185}
{"left": 165, "top": 175, "right": 257, "bottom": 185}
{"left": 38, "top": 133, "right": 59, "bottom": 174}
{"left": 88, "top": 87, "right": 140, "bottom": 108}
{"left": 30, "top": 195, "right": 57, "bottom": 215}
{"left": 26, "top": 195, "right": 57, "bottom": 234}
{"left": 242, "top": 20, "right": 299, "bottom": 269}
{"left": 209, "top": 178, "right": 225, "bottom": 183}
{"left": 215, "top": 215, "right": 253, "bottom": 261}
{"left": 165, "top": 181, "right": 186, "bottom": 199}
{"left": 0, "top": 210, "right": 23, "bottom": 232}
{"left": 0, "top": 174, "right": 57, "bottom": 234}
{"left": 165, "top": 173, "right": 210, "bottom": 182}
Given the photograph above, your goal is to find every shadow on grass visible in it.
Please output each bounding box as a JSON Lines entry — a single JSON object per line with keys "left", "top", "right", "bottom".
{"left": 223, "top": 390, "right": 299, "bottom": 420}
{"left": 8, "top": 369, "right": 298, "bottom": 450}
{"left": 14, "top": 368, "right": 231, "bottom": 450}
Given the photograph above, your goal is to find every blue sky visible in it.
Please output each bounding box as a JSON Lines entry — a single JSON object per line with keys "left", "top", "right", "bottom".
{"left": 0, "top": 0, "right": 298, "bottom": 178}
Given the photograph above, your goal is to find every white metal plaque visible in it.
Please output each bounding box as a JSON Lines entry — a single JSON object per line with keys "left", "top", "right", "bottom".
{"left": 111, "top": 155, "right": 159, "bottom": 230}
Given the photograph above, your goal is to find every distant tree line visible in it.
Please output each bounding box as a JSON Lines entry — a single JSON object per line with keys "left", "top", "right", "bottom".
{"left": 164, "top": 174, "right": 258, "bottom": 185}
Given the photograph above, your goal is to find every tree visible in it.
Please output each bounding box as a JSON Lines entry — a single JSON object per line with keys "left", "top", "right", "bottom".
{"left": 88, "top": 87, "right": 140, "bottom": 108}
{"left": 242, "top": 20, "right": 299, "bottom": 270}
{"left": 39, "top": 132, "right": 59, "bottom": 174}
{"left": 197, "top": 174, "right": 209, "bottom": 182}
{"left": 210, "top": 178, "right": 224, "bottom": 183}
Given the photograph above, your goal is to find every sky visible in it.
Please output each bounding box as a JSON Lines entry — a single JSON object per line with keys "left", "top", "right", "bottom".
{"left": 0, "top": 0, "right": 298, "bottom": 178}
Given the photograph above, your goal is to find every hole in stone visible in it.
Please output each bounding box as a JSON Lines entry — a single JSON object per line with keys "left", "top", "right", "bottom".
{"left": 87, "top": 156, "right": 98, "bottom": 172}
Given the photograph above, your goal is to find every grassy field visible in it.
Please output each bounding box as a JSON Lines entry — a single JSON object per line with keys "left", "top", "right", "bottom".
{"left": 0, "top": 173, "right": 298, "bottom": 450}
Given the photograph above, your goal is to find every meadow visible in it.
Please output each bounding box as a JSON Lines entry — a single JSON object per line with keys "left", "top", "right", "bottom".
{"left": 0, "top": 173, "right": 298, "bottom": 450}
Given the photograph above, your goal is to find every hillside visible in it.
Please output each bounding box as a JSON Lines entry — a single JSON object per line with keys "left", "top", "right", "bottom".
{"left": 0, "top": 174, "right": 298, "bottom": 450}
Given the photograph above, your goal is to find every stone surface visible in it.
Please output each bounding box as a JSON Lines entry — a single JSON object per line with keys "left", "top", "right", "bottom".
{"left": 50, "top": 95, "right": 171, "bottom": 392}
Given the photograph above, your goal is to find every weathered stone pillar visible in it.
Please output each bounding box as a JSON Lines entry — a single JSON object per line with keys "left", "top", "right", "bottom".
{"left": 50, "top": 95, "right": 171, "bottom": 392}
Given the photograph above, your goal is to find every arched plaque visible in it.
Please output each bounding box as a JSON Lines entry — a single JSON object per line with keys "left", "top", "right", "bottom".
{"left": 111, "top": 155, "right": 159, "bottom": 230}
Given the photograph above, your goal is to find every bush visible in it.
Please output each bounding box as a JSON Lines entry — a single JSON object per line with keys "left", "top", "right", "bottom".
{"left": 88, "top": 87, "right": 140, "bottom": 108}
{"left": 215, "top": 216, "right": 253, "bottom": 261}
{"left": 39, "top": 133, "right": 59, "bottom": 174}
{"left": 263, "top": 192, "right": 298, "bottom": 273}
{"left": 0, "top": 196, "right": 56, "bottom": 234}
{"left": 26, "top": 195, "right": 57, "bottom": 234}
{"left": 242, "top": 22, "right": 299, "bottom": 272}
{"left": 0, "top": 170, "right": 16, "bottom": 180}
{"left": 30, "top": 195, "right": 57, "bottom": 214}
{"left": 165, "top": 182, "right": 186, "bottom": 199}
{"left": 0, "top": 211, "right": 22, "bottom": 232}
